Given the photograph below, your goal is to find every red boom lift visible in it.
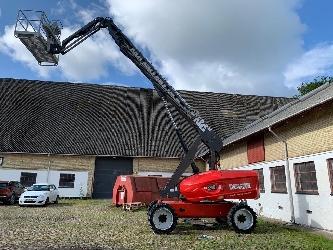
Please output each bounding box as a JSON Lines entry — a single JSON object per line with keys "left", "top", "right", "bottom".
{"left": 14, "top": 10, "right": 260, "bottom": 234}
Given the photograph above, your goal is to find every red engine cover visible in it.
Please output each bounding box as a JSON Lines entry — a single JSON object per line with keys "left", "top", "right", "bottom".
{"left": 179, "top": 170, "right": 259, "bottom": 202}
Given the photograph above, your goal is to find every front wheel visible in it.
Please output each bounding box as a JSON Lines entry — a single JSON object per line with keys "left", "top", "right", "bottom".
{"left": 43, "top": 197, "right": 49, "bottom": 207}
{"left": 7, "top": 194, "right": 16, "bottom": 205}
{"left": 227, "top": 203, "right": 257, "bottom": 234}
{"left": 54, "top": 196, "right": 59, "bottom": 204}
{"left": 148, "top": 203, "right": 177, "bottom": 234}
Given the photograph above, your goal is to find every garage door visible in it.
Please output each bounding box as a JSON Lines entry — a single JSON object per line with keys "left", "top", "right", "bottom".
{"left": 92, "top": 157, "right": 133, "bottom": 199}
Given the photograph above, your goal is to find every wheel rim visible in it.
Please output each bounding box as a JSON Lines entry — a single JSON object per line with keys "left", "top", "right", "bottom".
{"left": 152, "top": 207, "right": 174, "bottom": 231}
{"left": 234, "top": 208, "right": 254, "bottom": 230}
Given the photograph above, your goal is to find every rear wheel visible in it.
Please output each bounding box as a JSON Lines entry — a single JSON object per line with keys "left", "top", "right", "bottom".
{"left": 227, "top": 203, "right": 257, "bottom": 234}
{"left": 148, "top": 203, "right": 177, "bottom": 234}
{"left": 54, "top": 196, "right": 59, "bottom": 204}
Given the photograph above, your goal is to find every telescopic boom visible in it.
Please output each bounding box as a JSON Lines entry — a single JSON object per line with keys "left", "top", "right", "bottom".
{"left": 14, "top": 11, "right": 223, "bottom": 197}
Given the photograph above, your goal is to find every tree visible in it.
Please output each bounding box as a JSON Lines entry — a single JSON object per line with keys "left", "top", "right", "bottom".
{"left": 297, "top": 76, "right": 333, "bottom": 96}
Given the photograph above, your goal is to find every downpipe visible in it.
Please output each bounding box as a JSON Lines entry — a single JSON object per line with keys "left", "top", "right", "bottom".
{"left": 47, "top": 153, "right": 51, "bottom": 183}
{"left": 268, "top": 127, "right": 295, "bottom": 224}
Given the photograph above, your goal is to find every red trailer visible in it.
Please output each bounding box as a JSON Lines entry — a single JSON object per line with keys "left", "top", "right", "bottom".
{"left": 112, "top": 175, "right": 171, "bottom": 206}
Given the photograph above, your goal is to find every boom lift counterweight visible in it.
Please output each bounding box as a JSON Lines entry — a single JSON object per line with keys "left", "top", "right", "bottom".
{"left": 15, "top": 10, "right": 260, "bottom": 234}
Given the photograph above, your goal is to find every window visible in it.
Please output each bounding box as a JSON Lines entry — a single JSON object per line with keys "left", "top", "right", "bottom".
{"left": 327, "top": 159, "right": 333, "bottom": 195}
{"left": 256, "top": 168, "right": 265, "bottom": 193}
{"left": 59, "top": 173, "right": 75, "bottom": 188}
{"left": 247, "top": 136, "right": 265, "bottom": 164}
{"left": 20, "top": 172, "right": 37, "bottom": 187}
{"left": 270, "top": 166, "right": 287, "bottom": 193}
{"left": 294, "top": 161, "right": 318, "bottom": 195}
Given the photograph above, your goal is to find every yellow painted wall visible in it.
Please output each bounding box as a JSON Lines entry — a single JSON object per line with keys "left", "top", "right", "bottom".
{"left": 220, "top": 101, "right": 333, "bottom": 169}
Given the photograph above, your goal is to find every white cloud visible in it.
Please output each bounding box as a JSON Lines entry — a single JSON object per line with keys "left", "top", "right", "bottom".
{"left": 100, "top": 81, "right": 129, "bottom": 87}
{"left": 0, "top": 25, "right": 52, "bottom": 78}
{"left": 2, "top": 1, "right": 320, "bottom": 96}
{"left": 57, "top": 26, "right": 136, "bottom": 81}
{"left": 0, "top": 11, "right": 136, "bottom": 82}
{"left": 107, "top": 0, "right": 305, "bottom": 96}
{"left": 284, "top": 43, "right": 333, "bottom": 88}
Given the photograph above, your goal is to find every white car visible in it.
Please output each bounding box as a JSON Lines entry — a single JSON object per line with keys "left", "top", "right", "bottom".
{"left": 19, "top": 183, "right": 59, "bottom": 206}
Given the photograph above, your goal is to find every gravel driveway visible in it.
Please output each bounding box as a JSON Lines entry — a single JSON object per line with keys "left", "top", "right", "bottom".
{"left": 0, "top": 199, "right": 332, "bottom": 250}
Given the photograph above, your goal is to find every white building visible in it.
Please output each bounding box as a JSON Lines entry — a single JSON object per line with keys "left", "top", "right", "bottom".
{"left": 220, "top": 82, "right": 333, "bottom": 231}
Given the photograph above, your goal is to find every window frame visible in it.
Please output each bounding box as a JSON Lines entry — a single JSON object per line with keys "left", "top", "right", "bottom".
{"left": 270, "top": 165, "right": 287, "bottom": 194}
{"left": 59, "top": 173, "right": 75, "bottom": 188}
{"left": 327, "top": 159, "right": 333, "bottom": 195}
{"left": 256, "top": 168, "right": 265, "bottom": 193}
{"left": 20, "top": 172, "right": 37, "bottom": 188}
{"left": 294, "top": 161, "right": 319, "bottom": 195}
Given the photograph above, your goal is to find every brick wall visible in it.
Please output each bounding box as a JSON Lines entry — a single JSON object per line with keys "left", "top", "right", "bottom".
{"left": 265, "top": 103, "right": 333, "bottom": 161}
{"left": 0, "top": 154, "right": 207, "bottom": 196}
{"left": 220, "top": 101, "right": 333, "bottom": 169}
{"left": 133, "top": 157, "right": 206, "bottom": 173}
{"left": 0, "top": 153, "right": 95, "bottom": 196}
{"left": 220, "top": 141, "right": 248, "bottom": 169}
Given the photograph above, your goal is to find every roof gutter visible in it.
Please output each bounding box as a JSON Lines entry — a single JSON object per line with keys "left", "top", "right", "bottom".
{"left": 268, "top": 126, "right": 295, "bottom": 224}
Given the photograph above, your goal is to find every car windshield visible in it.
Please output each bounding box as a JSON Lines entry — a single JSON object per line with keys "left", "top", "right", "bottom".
{"left": 0, "top": 183, "right": 8, "bottom": 189}
{"left": 30, "top": 185, "right": 49, "bottom": 191}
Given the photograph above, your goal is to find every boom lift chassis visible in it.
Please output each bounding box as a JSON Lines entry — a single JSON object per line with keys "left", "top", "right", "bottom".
{"left": 15, "top": 10, "right": 259, "bottom": 234}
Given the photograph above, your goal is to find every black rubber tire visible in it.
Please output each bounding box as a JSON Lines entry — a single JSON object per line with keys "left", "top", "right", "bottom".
{"left": 8, "top": 194, "right": 16, "bottom": 205}
{"left": 43, "top": 197, "right": 49, "bottom": 207}
{"left": 227, "top": 203, "right": 257, "bottom": 234}
{"left": 54, "top": 196, "right": 59, "bottom": 204}
{"left": 148, "top": 203, "right": 177, "bottom": 234}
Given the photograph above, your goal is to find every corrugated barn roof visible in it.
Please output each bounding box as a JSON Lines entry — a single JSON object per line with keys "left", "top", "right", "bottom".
{"left": 0, "top": 78, "right": 293, "bottom": 157}
{"left": 223, "top": 80, "right": 333, "bottom": 146}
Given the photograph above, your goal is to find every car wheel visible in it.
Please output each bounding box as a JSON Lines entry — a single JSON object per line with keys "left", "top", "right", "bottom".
{"left": 43, "top": 197, "right": 49, "bottom": 207}
{"left": 8, "top": 194, "right": 16, "bottom": 205}
{"left": 54, "top": 196, "right": 59, "bottom": 204}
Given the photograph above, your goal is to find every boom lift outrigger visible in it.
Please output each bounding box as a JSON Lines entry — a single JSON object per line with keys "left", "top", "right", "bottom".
{"left": 15, "top": 10, "right": 260, "bottom": 234}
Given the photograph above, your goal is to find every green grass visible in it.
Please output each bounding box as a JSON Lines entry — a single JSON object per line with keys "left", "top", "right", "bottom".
{"left": 0, "top": 199, "right": 332, "bottom": 249}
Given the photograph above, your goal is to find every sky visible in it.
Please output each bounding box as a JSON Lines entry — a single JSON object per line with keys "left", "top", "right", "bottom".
{"left": 0, "top": 0, "right": 332, "bottom": 97}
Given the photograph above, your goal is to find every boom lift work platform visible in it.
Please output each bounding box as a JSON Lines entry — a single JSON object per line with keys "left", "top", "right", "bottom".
{"left": 15, "top": 10, "right": 260, "bottom": 234}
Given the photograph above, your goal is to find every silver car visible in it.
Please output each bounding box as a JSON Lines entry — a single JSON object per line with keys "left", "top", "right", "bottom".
{"left": 19, "top": 183, "right": 59, "bottom": 206}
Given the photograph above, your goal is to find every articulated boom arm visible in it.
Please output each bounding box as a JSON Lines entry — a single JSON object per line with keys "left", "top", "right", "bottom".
{"left": 16, "top": 13, "right": 223, "bottom": 197}
{"left": 53, "top": 17, "right": 223, "bottom": 154}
